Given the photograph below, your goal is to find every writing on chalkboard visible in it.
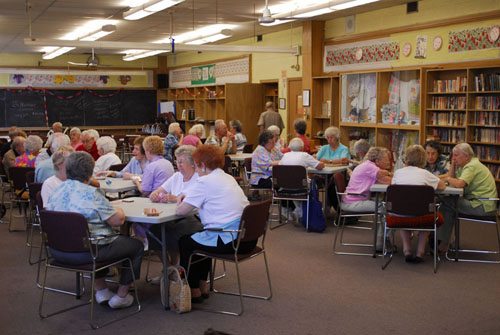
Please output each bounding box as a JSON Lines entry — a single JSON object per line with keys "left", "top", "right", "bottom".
{"left": 0, "top": 89, "right": 157, "bottom": 127}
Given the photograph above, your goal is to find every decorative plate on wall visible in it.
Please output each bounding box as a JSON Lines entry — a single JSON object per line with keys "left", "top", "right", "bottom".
{"left": 355, "top": 48, "right": 363, "bottom": 60}
{"left": 488, "top": 26, "right": 499, "bottom": 43}
{"left": 433, "top": 36, "right": 443, "bottom": 51}
{"left": 402, "top": 42, "right": 412, "bottom": 57}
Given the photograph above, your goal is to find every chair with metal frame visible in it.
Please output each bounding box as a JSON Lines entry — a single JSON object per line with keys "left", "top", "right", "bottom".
{"left": 8, "top": 166, "right": 34, "bottom": 231}
{"left": 38, "top": 210, "right": 141, "bottom": 329}
{"left": 187, "top": 199, "right": 273, "bottom": 316}
{"left": 26, "top": 182, "right": 42, "bottom": 265}
{"left": 332, "top": 172, "right": 378, "bottom": 256}
{"left": 382, "top": 185, "right": 443, "bottom": 273}
{"left": 242, "top": 144, "right": 253, "bottom": 153}
{"left": 271, "top": 165, "right": 309, "bottom": 230}
{"left": 243, "top": 157, "right": 272, "bottom": 200}
{"left": 446, "top": 198, "right": 499, "bottom": 264}
{"left": 109, "top": 163, "right": 127, "bottom": 172}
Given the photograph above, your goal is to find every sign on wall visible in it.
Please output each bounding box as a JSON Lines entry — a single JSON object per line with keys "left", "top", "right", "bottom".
{"left": 191, "top": 64, "right": 215, "bottom": 85}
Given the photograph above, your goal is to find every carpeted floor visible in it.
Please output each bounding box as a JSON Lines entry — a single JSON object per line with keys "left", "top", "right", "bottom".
{"left": 0, "top": 210, "right": 499, "bottom": 335}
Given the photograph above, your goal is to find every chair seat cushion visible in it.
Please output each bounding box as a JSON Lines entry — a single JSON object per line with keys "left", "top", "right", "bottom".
{"left": 194, "top": 246, "right": 263, "bottom": 262}
{"left": 458, "top": 213, "right": 497, "bottom": 223}
{"left": 386, "top": 212, "right": 444, "bottom": 228}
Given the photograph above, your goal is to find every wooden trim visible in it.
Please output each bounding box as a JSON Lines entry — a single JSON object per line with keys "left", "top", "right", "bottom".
{"left": 260, "top": 79, "right": 279, "bottom": 84}
{"left": 166, "top": 54, "right": 250, "bottom": 71}
{"left": 325, "top": 10, "right": 500, "bottom": 45}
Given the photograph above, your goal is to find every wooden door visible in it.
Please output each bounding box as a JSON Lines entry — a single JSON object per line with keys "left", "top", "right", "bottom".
{"left": 287, "top": 78, "right": 303, "bottom": 141}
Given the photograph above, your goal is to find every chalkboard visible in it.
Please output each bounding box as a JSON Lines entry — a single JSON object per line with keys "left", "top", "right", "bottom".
{"left": 0, "top": 89, "right": 157, "bottom": 127}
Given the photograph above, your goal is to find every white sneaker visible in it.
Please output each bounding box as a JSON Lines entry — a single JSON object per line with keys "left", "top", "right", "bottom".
{"left": 95, "top": 288, "right": 114, "bottom": 305}
{"left": 149, "top": 275, "right": 161, "bottom": 285}
{"left": 108, "top": 294, "right": 134, "bottom": 309}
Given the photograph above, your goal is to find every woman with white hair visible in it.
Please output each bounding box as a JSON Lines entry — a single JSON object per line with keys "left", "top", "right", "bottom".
{"left": 40, "top": 146, "right": 74, "bottom": 204}
{"left": 94, "top": 136, "right": 121, "bottom": 174}
{"left": 15, "top": 135, "right": 43, "bottom": 168}
{"left": 69, "top": 127, "right": 82, "bottom": 149}
{"left": 317, "top": 126, "right": 350, "bottom": 165}
{"left": 181, "top": 124, "right": 203, "bottom": 147}
{"left": 164, "top": 122, "right": 183, "bottom": 163}
{"left": 267, "top": 125, "right": 284, "bottom": 160}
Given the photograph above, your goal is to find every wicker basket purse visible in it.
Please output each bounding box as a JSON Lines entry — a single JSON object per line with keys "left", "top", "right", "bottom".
{"left": 165, "top": 266, "right": 191, "bottom": 313}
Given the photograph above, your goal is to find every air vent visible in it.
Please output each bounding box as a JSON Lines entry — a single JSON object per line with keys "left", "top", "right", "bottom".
{"left": 257, "top": 35, "right": 263, "bottom": 42}
{"left": 407, "top": 1, "right": 418, "bottom": 13}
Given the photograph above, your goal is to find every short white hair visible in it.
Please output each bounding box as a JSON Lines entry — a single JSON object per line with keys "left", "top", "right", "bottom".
{"left": 50, "top": 133, "right": 71, "bottom": 152}
{"left": 168, "top": 122, "right": 180, "bottom": 135}
{"left": 324, "top": 126, "right": 340, "bottom": 139}
{"left": 82, "top": 129, "right": 100, "bottom": 141}
{"left": 189, "top": 124, "right": 204, "bottom": 136}
{"left": 96, "top": 136, "right": 117, "bottom": 154}
{"left": 288, "top": 137, "right": 304, "bottom": 152}
{"left": 267, "top": 125, "right": 280, "bottom": 136}
{"left": 70, "top": 127, "right": 81, "bottom": 135}
{"left": 25, "top": 135, "right": 43, "bottom": 153}
{"left": 214, "top": 119, "right": 226, "bottom": 131}
{"left": 453, "top": 142, "right": 474, "bottom": 158}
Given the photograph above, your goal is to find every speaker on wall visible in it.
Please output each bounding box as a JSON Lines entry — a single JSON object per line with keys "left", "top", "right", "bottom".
{"left": 158, "top": 74, "right": 169, "bottom": 89}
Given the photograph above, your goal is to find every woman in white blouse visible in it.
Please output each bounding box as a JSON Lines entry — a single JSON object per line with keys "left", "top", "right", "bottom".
{"left": 93, "top": 136, "right": 121, "bottom": 174}
{"left": 40, "top": 146, "right": 74, "bottom": 204}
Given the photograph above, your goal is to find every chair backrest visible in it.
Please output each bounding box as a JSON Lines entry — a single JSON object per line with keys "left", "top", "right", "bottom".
{"left": 242, "top": 144, "right": 254, "bottom": 153}
{"left": 26, "top": 170, "right": 35, "bottom": 184}
{"left": 36, "top": 191, "right": 44, "bottom": 213}
{"left": 40, "top": 210, "right": 89, "bottom": 253}
{"left": 223, "top": 155, "right": 233, "bottom": 175}
{"left": 109, "top": 163, "right": 127, "bottom": 172}
{"left": 28, "top": 182, "right": 43, "bottom": 202}
{"left": 386, "top": 185, "right": 435, "bottom": 216}
{"left": 272, "top": 165, "right": 308, "bottom": 191}
{"left": 239, "top": 199, "right": 272, "bottom": 242}
{"left": 243, "top": 157, "right": 252, "bottom": 178}
{"left": 9, "top": 166, "right": 35, "bottom": 190}
{"left": 333, "top": 173, "right": 347, "bottom": 193}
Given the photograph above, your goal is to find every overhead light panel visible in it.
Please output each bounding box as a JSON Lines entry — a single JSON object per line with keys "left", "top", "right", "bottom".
{"left": 124, "top": 0, "right": 184, "bottom": 20}
{"left": 42, "top": 47, "right": 76, "bottom": 60}
{"left": 123, "top": 49, "right": 166, "bottom": 61}
{"left": 292, "top": 7, "right": 334, "bottom": 18}
{"left": 171, "top": 24, "right": 236, "bottom": 45}
{"left": 80, "top": 24, "right": 116, "bottom": 41}
{"left": 330, "top": 0, "right": 379, "bottom": 11}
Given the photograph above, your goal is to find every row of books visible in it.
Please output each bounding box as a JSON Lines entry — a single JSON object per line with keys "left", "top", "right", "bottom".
{"left": 431, "top": 96, "right": 466, "bottom": 109}
{"left": 432, "top": 77, "right": 467, "bottom": 93}
{"left": 471, "top": 128, "right": 500, "bottom": 143}
{"left": 472, "top": 145, "right": 499, "bottom": 161}
{"left": 474, "top": 96, "right": 500, "bottom": 110}
{"left": 429, "top": 129, "right": 465, "bottom": 143}
{"left": 484, "top": 164, "right": 500, "bottom": 180}
{"left": 473, "top": 73, "right": 500, "bottom": 92}
{"left": 471, "top": 111, "right": 499, "bottom": 126}
{"left": 429, "top": 112, "right": 465, "bottom": 126}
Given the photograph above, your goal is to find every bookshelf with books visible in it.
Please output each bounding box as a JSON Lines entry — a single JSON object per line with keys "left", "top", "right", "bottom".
{"left": 311, "top": 76, "right": 339, "bottom": 146}
{"left": 160, "top": 83, "right": 263, "bottom": 145}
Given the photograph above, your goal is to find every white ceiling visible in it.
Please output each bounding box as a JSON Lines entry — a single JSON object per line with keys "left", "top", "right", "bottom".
{"left": 0, "top": 0, "right": 411, "bottom": 55}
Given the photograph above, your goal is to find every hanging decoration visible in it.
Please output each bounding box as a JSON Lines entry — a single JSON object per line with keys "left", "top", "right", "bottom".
{"left": 448, "top": 25, "right": 500, "bottom": 52}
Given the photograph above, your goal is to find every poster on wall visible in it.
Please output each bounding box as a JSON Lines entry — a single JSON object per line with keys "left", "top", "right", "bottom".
{"left": 415, "top": 35, "right": 427, "bottom": 59}
{"left": 191, "top": 64, "right": 215, "bottom": 85}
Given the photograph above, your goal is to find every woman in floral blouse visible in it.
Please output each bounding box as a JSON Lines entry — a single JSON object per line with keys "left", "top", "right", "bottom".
{"left": 15, "top": 135, "right": 43, "bottom": 168}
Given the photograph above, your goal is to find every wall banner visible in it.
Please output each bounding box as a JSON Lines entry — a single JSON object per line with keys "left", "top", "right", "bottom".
{"left": 191, "top": 64, "right": 215, "bottom": 85}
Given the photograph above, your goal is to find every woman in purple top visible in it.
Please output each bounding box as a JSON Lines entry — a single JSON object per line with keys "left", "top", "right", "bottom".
{"left": 133, "top": 136, "right": 174, "bottom": 196}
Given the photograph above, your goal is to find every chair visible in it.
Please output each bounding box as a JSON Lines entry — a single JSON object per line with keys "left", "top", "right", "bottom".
{"left": 446, "top": 198, "right": 500, "bottom": 264}
{"left": 38, "top": 210, "right": 141, "bottom": 329}
{"left": 26, "top": 182, "right": 43, "bottom": 265}
{"left": 109, "top": 163, "right": 127, "bottom": 172}
{"left": 382, "top": 185, "right": 443, "bottom": 273}
{"left": 332, "top": 173, "right": 377, "bottom": 256}
{"left": 271, "top": 165, "right": 309, "bottom": 230}
{"left": 8, "top": 166, "right": 34, "bottom": 231}
{"left": 187, "top": 199, "right": 273, "bottom": 316}
{"left": 242, "top": 144, "right": 253, "bottom": 153}
{"left": 243, "top": 157, "right": 271, "bottom": 200}
{"left": 26, "top": 170, "right": 35, "bottom": 184}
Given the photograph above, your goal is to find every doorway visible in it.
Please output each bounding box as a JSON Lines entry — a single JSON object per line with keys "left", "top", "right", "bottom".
{"left": 286, "top": 78, "right": 303, "bottom": 142}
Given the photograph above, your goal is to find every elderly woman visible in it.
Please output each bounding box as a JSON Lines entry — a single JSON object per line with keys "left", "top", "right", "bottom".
{"left": 40, "top": 146, "right": 74, "bottom": 204}
{"left": 229, "top": 120, "right": 247, "bottom": 152}
{"left": 134, "top": 135, "right": 174, "bottom": 196}
{"left": 76, "top": 129, "right": 100, "bottom": 161}
{"left": 147, "top": 145, "right": 203, "bottom": 264}
{"left": 45, "top": 152, "right": 143, "bottom": 309}
{"left": 317, "top": 126, "right": 350, "bottom": 165}
{"left": 35, "top": 133, "right": 71, "bottom": 183}
{"left": 283, "top": 119, "right": 311, "bottom": 154}
{"left": 439, "top": 143, "right": 498, "bottom": 253}
{"left": 267, "top": 125, "right": 284, "bottom": 160}
{"left": 69, "top": 127, "right": 82, "bottom": 149}
{"left": 176, "top": 145, "right": 251, "bottom": 302}
{"left": 392, "top": 145, "right": 446, "bottom": 263}
{"left": 93, "top": 136, "right": 121, "bottom": 174}
{"left": 424, "top": 140, "right": 449, "bottom": 176}
{"left": 250, "top": 130, "right": 280, "bottom": 189}
{"left": 100, "top": 136, "right": 147, "bottom": 180}
{"left": 164, "top": 122, "right": 183, "bottom": 163}
{"left": 15, "top": 135, "right": 43, "bottom": 167}
{"left": 182, "top": 124, "right": 203, "bottom": 147}
{"left": 3, "top": 136, "right": 26, "bottom": 177}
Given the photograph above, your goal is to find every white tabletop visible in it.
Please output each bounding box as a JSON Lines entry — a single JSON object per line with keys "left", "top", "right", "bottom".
{"left": 228, "top": 153, "right": 252, "bottom": 162}
{"left": 112, "top": 197, "right": 180, "bottom": 224}
{"left": 308, "top": 165, "right": 348, "bottom": 175}
{"left": 370, "top": 184, "right": 463, "bottom": 196}
{"left": 98, "top": 178, "right": 137, "bottom": 193}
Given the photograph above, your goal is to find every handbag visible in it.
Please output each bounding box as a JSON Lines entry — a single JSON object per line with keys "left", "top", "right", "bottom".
{"left": 162, "top": 266, "right": 191, "bottom": 313}
{"left": 302, "top": 178, "right": 326, "bottom": 233}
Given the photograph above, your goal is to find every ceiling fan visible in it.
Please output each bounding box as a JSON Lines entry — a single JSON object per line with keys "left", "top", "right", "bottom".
{"left": 68, "top": 48, "right": 110, "bottom": 67}
{"left": 257, "top": 0, "right": 316, "bottom": 25}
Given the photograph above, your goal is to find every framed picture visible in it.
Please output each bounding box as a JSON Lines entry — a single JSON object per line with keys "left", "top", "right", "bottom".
{"left": 302, "top": 89, "right": 310, "bottom": 107}
{"left": 279, "top": 98, "right": 286, "bottom": 109}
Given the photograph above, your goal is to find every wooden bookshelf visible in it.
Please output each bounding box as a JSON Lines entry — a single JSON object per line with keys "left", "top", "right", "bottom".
{"left": 311, "top": 75, "right": 339, "bottom": 147}
{"left": 262, "top": 81, "right": 279, "bottom": 112}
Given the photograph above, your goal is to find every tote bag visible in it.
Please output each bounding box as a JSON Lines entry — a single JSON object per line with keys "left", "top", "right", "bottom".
{"left": 302, "top": 178, "right": 326, "bottom": 233}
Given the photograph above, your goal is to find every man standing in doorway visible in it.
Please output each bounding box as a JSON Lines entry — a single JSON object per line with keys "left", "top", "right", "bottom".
{"left": 257, "top": 101, "right": 284, "bottom": 134}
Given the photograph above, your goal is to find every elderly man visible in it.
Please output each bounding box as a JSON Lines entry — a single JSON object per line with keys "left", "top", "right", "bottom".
{"left": 76, "top": 129, "right": 100, "bottom": 160}
{"left": 35, "top": 133, "right": 71, "bottom": 183}
{"left": 0, "top": 126, "right": 22, "bottom": 158}
{"left": 205, "top": 119, "right": 236, "bottom": 154}
{"left": 257, "top": 101, "right": 284, "bottom": 134}
{"left": 2, "top": 136, "right": 26, "bottom": 178}
{"left": 163, "top": 122, "right": 183, "bottom": 163}
{"left": 439, "top": 142, "right": 498, "bottom": 252}
{"left": 52, "top": 122, "right": 63, "bottom": 133}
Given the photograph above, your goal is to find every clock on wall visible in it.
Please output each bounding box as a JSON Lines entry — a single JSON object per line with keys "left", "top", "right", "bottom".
{"left": 488, "top": 26, "right": 499, "bottom": 43}
{"left": 433, "top": 36, "right": 443, "bottom": 51}
{"left": 402, "top": 42, "right": 412, "bottom": 57}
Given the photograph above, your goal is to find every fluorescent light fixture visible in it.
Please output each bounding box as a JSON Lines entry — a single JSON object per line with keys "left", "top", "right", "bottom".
{"left": 260, "top": 19, "right": 295, "bottom": 27}
{"left": 330, "top": 0, "right": 379, "bottom": 11}
{"left": 123, "top": 49, "right": 166, "bottom": 61}
{"left": 42, "top": 47, "right": 76, "bottom": 60}
{"left": 124, "top": 0, "right": 184, "bottom": 20}
{"left": 292, "top": 7, "right": 334, "bottom": 18}
{"left": 80, "top": 24, "right": 116, "bottom": 41}
{"left": 171, "top": 24, "right": 236, "bottom": 45}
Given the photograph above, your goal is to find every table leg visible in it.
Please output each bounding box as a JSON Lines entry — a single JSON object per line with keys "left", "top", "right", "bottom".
{"left": 453, "top": 195, "right": 459, "bottom": 262}
{"left": 161, "top": 222, "right": 170, "bottom": 310}
{"left": 373, "top": 193, "right": 380, "bottom": 258}
{"left": 323, "top": 175, "right": 330, "bottom": 215}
